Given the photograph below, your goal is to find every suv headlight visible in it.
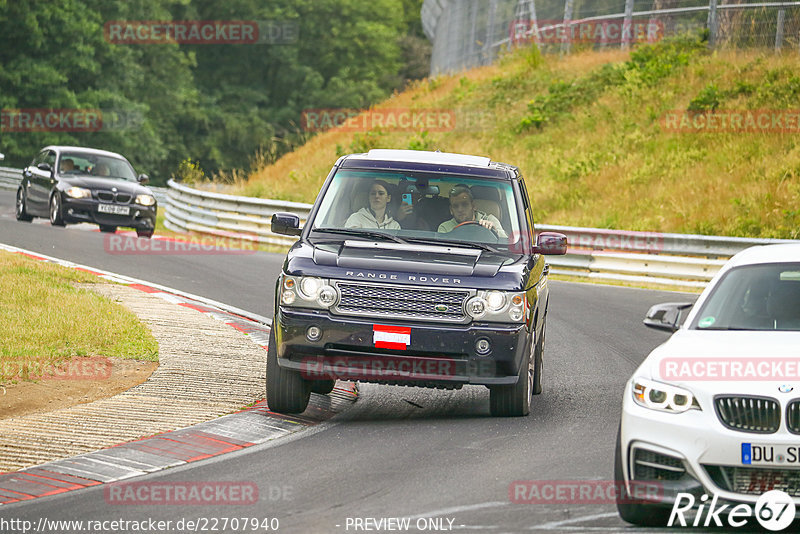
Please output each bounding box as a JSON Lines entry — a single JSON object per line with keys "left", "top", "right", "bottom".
{"left": 65, "top": 187, "right": 91, "bottom": 199}
{"left": 280, "top": 275, "right": 338, "bottom": 309}
{"left": 466, "top": 290, "right": 527, "bottom": 323}
{"left": 135, "top": 194, "right": 156, "bottom": 206}
{"left": 632, "top": 378, "right": 701, "bottom": 413}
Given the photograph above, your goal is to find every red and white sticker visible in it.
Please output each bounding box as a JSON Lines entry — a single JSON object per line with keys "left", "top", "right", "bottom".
{"left": 373, "top": 325, "right": 411, "bottom": 350}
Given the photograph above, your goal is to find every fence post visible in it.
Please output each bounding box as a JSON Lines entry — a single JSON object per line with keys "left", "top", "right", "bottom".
{"left": 775, "top": 8, "right": 786, "bottom": 51}
{"left": 561, "top": 0, "right": 574, "bottom": 55}
{"left": 528, "top": 0, "right": 541, "bottom": 47}
{"left": 707, "top": 0, "right": 718, "bottom": 47}
{"left": 484, "top": 0, "right": 497, "bottom": 65}
{"left": 621, "top": 0, "right": 634, "bottom": 50}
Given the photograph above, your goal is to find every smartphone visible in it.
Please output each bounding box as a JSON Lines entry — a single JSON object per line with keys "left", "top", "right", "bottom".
{"left": 401, "top": 193, "right": 412, "bottom": 206}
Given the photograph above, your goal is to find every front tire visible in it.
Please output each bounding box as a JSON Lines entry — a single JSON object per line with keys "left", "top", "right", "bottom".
{"left": 99, "top": 225, "right": 117, "bottom": 233}
{"left": 614, "top": 426, "right": 672, "bottom": 526}
{"left": 266, "top": 329, "right": 311, "bottom": 414}
{"left": 533, "top": 322, "right": 545, "bottom": 395}
{"left": 489, "top": 337, "right": 533, "bottom": 417}
{"left": 15, "top": 188, "right": 33, "bottom": 222}
{"left": 136, "top": 230, "right": 154, "bottom": 238}
{"left": 49, "top": 194, "right": 65, "bottom": 226}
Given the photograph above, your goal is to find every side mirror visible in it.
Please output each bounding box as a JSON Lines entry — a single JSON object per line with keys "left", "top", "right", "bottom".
{"left": 138, "top": 174, "right": 150, "bottom": 184}
{"left": 534, "top": 232, "right": 567, "bottom": 255}
{"left": 643, "top": 303, "right": 694, "bottom": 332}
{"left": 37, "top": 162, "right": 52, "bottom": 172}
{"left": 271, "top": 212, "right": 302, "bottom": 237}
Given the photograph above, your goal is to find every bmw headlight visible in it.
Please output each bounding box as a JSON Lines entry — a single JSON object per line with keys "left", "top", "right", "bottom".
{"left": 280, "top": 275, "right": 338, "bottom": 309}
{"left": 632, "top": 378, "right": 701, "bottom": 413}
{"left": 66, "top": 187, "right": 91, "bottom": 199}
{"left": 135, "top": 194, "right": 156, "bottom": 206}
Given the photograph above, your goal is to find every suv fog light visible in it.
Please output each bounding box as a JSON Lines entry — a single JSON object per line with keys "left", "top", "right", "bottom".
{"left": 475, "top": 338, "right": 491, "bottom": 355}
{"left": 466, "top": 297, "right": 487, "bottom": 319}
{"left": 306, "top": 326, "right": 322, "bottom": 342}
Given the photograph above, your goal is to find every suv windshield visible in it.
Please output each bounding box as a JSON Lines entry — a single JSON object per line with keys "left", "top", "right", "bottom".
{"left": 310, "top": 169, "right": 523, "bottom": 249}
{"left": 690, "top": 263, "right": 800, "bottom": 331}
{"left": 59, "top": 152, "right": 137, "bottom": 181}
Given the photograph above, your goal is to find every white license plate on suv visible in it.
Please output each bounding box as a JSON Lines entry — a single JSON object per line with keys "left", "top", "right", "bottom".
{"left": 742, "top": 443, "right": 800, "bottom": 465}
{"left": 97, "top": 204, "right": 130, "bottom": 216}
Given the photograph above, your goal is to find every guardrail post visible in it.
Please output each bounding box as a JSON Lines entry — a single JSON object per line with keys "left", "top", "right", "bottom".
{"left": 707, "top": 0, "right": 718, "bottom": 47}
{"left": 621, "top": 0, "right": 634, "bottom": 50}
{"left": 775, "top": 8, "right": 786, "bottom": 52}
{"left": 561, "top": 0, "right": 574, "bottom": 55}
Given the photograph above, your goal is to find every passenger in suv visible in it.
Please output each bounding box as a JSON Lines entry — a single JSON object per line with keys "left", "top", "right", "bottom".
{"left": 269, "top": 149, "right": 567, "bottom": 417}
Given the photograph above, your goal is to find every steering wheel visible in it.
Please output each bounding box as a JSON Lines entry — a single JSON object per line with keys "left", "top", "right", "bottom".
{"left": 449, "top": 220, "right": 499, "bottom": 242}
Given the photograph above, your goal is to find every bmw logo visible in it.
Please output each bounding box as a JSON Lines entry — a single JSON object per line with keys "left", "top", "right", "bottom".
{"left": 111, "top": 187, "right": 118, "bottom": 192}
{"left": 779, "top": 385, "right": 794, "bottom": 393}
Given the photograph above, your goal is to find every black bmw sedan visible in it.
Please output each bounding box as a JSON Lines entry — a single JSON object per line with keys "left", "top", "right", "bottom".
{"left": 15, "top": 145, "right": 157, "bottom": 238}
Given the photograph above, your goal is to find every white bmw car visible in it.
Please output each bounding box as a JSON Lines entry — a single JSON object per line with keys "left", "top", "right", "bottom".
{"left": 616, "top": 244, "right": 800, "bottom": 527}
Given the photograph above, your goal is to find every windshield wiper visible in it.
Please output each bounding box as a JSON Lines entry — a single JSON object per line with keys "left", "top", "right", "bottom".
{"left": 404, "top": 237, "right": 499, "bottom": 254}
{"left": 310, "top": 228, "right": 407, "bottom": 244}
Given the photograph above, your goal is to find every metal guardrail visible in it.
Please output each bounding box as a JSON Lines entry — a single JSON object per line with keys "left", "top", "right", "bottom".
{"left": 0, "top": 166, "right": 168, "bottom": 202}
{"left": 164, "top": 180, "right": 799, "bottom": 288}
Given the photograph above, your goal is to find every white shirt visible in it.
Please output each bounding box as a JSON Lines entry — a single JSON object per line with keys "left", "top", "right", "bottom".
{"left": 344, "top": 208, "right": 401, "bottom": 230}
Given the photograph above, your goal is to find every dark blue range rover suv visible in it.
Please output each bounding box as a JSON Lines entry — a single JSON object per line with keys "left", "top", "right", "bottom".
{"left": 268, "top": 149, "right": 566, "bottom": 417}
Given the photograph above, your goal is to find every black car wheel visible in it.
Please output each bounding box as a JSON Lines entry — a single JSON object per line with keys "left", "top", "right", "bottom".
{"left": 266, "top": 329, "right": 311, "bottom": 414}
{"left": 310, "top": 379, "right": 336, "bottom": 395}
{"left": 99, "top": 225, "right": 117, "bottom": 233}
{"left": 136, "top": 230, "right": 154, "bottom": 239}
{"left": 490, "top": 337, "right": 533, "bottom": 417}
{"left": 49, "top": 194, "right": 65, "bottom": 227}
{"left": 614, "top": 426, "right": 672, "bottom": 526}
{"left": 15, "top": 188, "right": 33, "bottom": 222}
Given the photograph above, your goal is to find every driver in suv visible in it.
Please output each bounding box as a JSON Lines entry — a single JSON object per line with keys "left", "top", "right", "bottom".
{"left": 438, "top": 184, "right": 507, "bottom": 238}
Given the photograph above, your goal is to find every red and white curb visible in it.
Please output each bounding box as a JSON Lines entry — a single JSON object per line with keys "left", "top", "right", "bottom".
{"left": 0, "top": 242, "right": 357, "bottom": 506}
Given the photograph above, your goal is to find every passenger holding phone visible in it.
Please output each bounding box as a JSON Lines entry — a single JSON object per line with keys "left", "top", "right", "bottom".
{"left": 394, "top": 184, "right": 430, "bottom": 230}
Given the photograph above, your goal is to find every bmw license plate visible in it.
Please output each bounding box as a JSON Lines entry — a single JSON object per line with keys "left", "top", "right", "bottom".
{"left": 742, "top": 443, "right": 800, "bottom": 465}
{"left": 97, "top": 204, "right": 130, "bottom": 216}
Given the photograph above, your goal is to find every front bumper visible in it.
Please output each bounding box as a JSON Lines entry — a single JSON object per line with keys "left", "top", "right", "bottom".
{"left": 274, "top": 307, "right": 530, "bottom": 387}
{"left": 620, "top": 388, "right": 800, "bottom": 509}
{"left": 61, "top": 196, "right": 157, "bottom": 230}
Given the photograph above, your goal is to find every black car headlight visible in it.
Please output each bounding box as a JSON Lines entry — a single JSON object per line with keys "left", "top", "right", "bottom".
{"left": 65, "top": 187, "right": 91, "bottom": 199}
{"left": 135, "top": 194, "right": 156, "bottom": 206}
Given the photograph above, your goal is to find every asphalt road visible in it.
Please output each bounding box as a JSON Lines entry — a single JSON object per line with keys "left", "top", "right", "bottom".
{"left": 0, "top": 189, "right": 700, "bottom": 533}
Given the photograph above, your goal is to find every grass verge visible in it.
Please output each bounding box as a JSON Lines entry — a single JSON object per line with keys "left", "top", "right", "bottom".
{"left": 0, "top": 250, "right": 159, "bottom": 384}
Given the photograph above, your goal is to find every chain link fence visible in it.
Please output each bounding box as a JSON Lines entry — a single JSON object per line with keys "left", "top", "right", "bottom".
{"left": 423, "top": 0, "right": 800, "bottom": 75}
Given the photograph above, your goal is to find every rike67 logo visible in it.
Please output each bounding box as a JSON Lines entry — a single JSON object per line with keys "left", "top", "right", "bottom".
{"left": 669, "top": 490, "right": 796, "bottom": 531}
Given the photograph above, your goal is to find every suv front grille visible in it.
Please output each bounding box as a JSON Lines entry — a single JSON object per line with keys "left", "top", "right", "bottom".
{"left": 787, "top": 400, "right": 800, "bottom": 434}
{"left": 714, "top": 395, "right": 780, "bottom": 434}
{"left": 705, "top": 465, "right": 800, "bottom": 497}
{"left": 333, "top": 282, "right": 470, "bottom": 323}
